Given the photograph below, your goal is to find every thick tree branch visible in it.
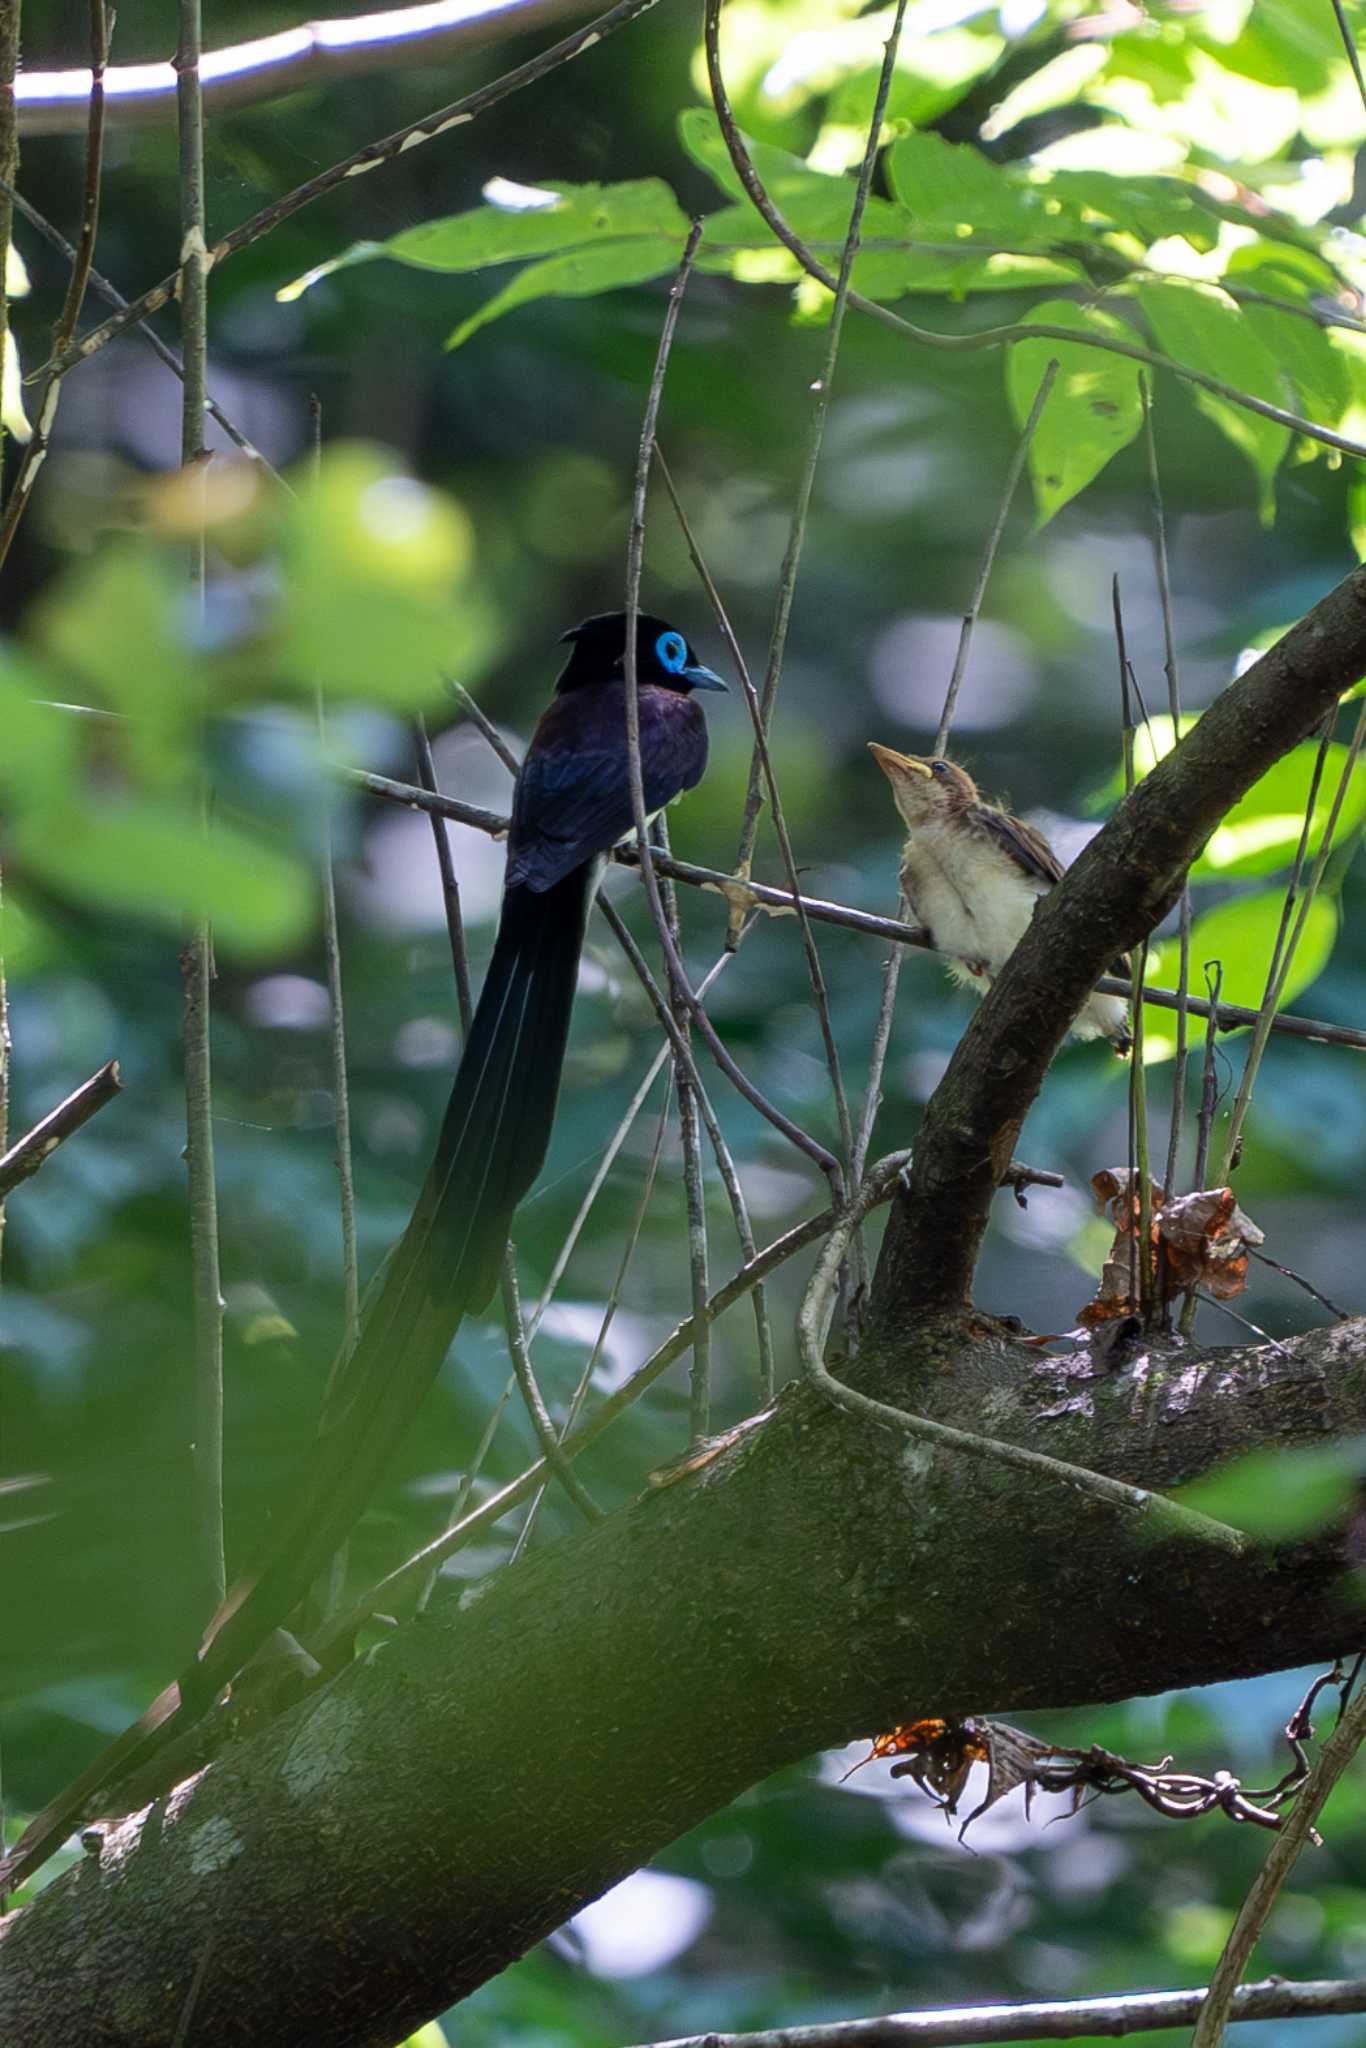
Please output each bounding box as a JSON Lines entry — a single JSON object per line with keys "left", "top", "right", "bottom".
{"left": 872, "top": 564, "right": 1366, "bottom": 1325}
{"left": 15, "top": 0, "right": 598, "bottom": 134}
{"left": 3, "top": 1314, "right": 1366, "bottom": 2045}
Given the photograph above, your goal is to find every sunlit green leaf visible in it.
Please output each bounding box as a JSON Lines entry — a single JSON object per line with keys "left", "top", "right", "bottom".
{"left": 446, "top": 242, "right": 678, "bottom": 349}
{"left": 1133, "top": 278, "right": 1291, "bottom": 521}
{"left": 1007, "top": 299, "right": 1143, "bottom": 524}
{"left": 278, "top": 179, "right": 690, "bottom": 301}
{"left": 1196, "top": 742, "right": 1366, "bottom": 876}
{"left": 1175, "top": 1441, "right": 1363, "bottom": 1539}
{"left": 1090, "top": 718, "right": 1366, "bottom": 875}
{"left": 887, "top": 132, "right": 1077, "bottom": 245}
{"left": 1147, "top": 887, "right": 1339, "bottom": 1036}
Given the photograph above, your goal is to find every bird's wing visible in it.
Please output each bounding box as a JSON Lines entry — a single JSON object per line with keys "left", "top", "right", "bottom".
{"left": 969, "top": 803, "right": 1066, "bottom": 887}
{"left": 973, "top": 804, "right": 1131, "bottom": 977}
{"left": 509, "top": 697, "right": 706, "bottom": 891}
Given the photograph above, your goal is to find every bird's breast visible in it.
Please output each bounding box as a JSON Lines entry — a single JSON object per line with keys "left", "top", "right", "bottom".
{"left": 900, "top": 821, "right": 1044, "bottom": 970}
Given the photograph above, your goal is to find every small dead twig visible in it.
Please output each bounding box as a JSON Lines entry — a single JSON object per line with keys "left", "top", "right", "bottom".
{"left": 0, "top": 1059, "right": 123, "bottom": 1201}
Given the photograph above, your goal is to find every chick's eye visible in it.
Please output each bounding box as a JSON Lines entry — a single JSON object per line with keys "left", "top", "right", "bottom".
{"left": 655, "top": 630, "right": 687, "bottom": 673}
{"left": 931, "top": 760, "right": 948, "bottom": 778}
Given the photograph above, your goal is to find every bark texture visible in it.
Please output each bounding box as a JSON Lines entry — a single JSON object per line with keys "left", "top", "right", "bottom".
{"left": 2, "top": 1315, "right": 1365, "bottom": 2046}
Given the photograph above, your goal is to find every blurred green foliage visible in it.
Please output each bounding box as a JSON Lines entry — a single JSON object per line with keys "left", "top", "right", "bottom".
{"left": 4, "top": 0, "right": 1366, "bottom": 2039}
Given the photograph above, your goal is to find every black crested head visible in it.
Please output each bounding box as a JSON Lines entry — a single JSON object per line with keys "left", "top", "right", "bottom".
{"left": 556, "top": 611, "right": 728, "bottom": 696}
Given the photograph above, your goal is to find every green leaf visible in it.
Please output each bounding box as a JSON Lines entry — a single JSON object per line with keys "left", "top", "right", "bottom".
{"left": 446, "top": 242, "right": 679, "bottom": 348}
{"left": 30, "top": 542, "right": 197, "bottom": 781}
{"left": 1175, "top": 1441, "right": 1363, "bottom": 1540}
{"left": 0, "top": 651, "right": 80, "bottom": 809}
{"left": 278, "top": 444, "right": 498, "bottom": 698}
{"left": 1133, "top": 278, "right": 1291, "bottom": 521}
{"left": 1007, "top": 299, "right": 1143, "bottom": 525}
{"left": 279, "top": 179, "right": 690, "bottom": 300}
{"left": 1195, "top": 741, "right": 1366, "bottom": 877}
{"left": 13, "top": 799, "right": 313, "bottom": 955}
{"left": 1044, "top": 170, "right": 1223, "bottom": 253}
{"left": 1147, "top": 887, "right": 1339, "bottom": 1036}
{"left": 887, "top": 133, "right": 1075, "bottom": 245}
{"left": 822, "top": 30, "right": 1004, "bottom": 140}
{"left": 1089, "top": 719, "right": 1366, "bottom": 876}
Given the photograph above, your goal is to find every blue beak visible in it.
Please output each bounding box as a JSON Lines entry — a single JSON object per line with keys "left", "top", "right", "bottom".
{"left": 683, "top": 662, "right": 728, "bottom": 693}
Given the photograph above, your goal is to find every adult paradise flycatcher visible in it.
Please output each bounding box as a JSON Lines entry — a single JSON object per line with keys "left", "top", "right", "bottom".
{"left": 0, "top": 610, "right": 727, "bottom": 1895}
{"left": 868, "top": 746, "right": 1131, "bottom": 1052}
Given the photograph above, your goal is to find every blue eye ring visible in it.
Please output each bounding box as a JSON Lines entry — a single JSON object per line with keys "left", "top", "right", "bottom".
{"left": 655, "top": 629, "right": 687, "bottom": 674}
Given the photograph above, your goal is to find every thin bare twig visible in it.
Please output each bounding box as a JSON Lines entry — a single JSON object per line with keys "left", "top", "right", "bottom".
{"left": 0, "top": 0, "right": 107, "bottom": 571}
{"left": 176, "top": 0, "right": 225, "bottom": 1617}
{"left": 720, "top": 0, "right": 906, "bottom": 1315}
{"left": 0, "top": 1058, "right": 122, "bottom": 1201}
{"left": 934, "top": 358, "right": 1059, "bottom": 757}
{"left": 513, "top": 1066, "right": 676, "bottom": 1559}
{"left": 1219, "top": 702, "right": 1365, "bottom": 1182}
{"left": 1329, "top": 0, "right": 1366, "bottom": 121}
{"left": 1192, "top": 1684, "right": 1366, "bottom": 2047}
{"left": 0, "top": 176, "right": 276, "bottom": 469}
{"left": 654, "top": 817, "right": 713, "bottom": 1441}
{"left": 500, "top": 1251, "right": 603, "bottom": 1524}
{"left": 1141, "top": 378, "right": 1193, "bottom": 1197}
{"left": 414, "top": 718, "right": 474, "bottom": 1036}
{"left": 352, "top": 769, "right": 1366, "bottom": 1051}
{"left": 635, "top": 1978, "right": 1366, "bottom": 2048}
{"left": 1113, "top": 578, "right": 1154, "bottom": 1324}
{"left": 1248, "top": 1248, "right": 1350, "bottom": 1320}
{"left": 795, "top": 1165, "right": 1246, "bottom": 1550}
{"left": 620, "top": 227, "right": 838, "bottom": 1180}
{"left": 309, "top": 399, "right": 361, "bottom": 1355}
{"left": 1180, "top": 961, "right": 1227, "bottom": 1338}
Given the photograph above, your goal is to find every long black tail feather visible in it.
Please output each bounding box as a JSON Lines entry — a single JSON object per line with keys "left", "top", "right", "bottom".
{"left": 185, "top": 865, "right": 594, "bottom": 1705}
{"left": 0, "top": 868, "right": 597, "bottom": 1889}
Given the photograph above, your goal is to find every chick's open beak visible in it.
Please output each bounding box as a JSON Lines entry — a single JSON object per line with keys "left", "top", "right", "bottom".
{"left": 868, "top": 743, "right": 932, "bottom": 781}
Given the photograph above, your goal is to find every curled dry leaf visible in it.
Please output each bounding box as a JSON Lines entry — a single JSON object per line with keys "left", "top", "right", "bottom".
{"left": 1078, "top": 1169, "right": 1264, "bottom": 1325}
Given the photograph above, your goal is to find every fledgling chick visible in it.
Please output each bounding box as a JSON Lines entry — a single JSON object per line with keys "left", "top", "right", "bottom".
{"left": 869, "top": 745, "right": 1131, "bottom": 1053}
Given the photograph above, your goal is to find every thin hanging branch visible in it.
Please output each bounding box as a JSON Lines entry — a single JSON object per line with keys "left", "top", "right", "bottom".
{"left": 176, "top": 0, "right": 225, "bottom": 1615}
{"left": 618, "top": 227, "right": 838, "bottom": 1180}
{"left": 0, "top": 0, "right": 108, "bottom": 571}
{"left": 1192, "top": 1680, "right": 1366, "bottom": 2048}
{"left": 655, "top": 816, "right": 713, "bottom": 1441}
{"left": 513, "top": 1066, "right": 676, "bottom": 1559}
{"left": 1217, "top": 701, "right": 1365, "bottom": 1183}
{"left": 1141, "top": 378, "right": 1193, "bottom": 1197}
